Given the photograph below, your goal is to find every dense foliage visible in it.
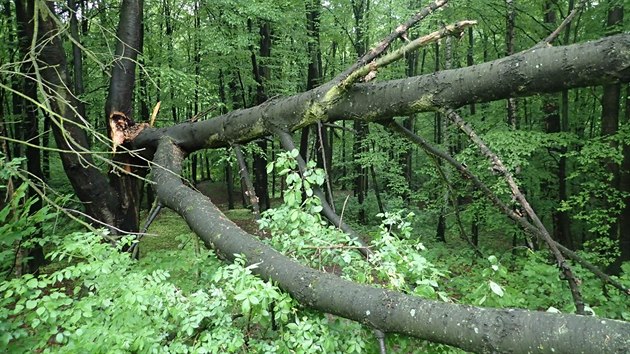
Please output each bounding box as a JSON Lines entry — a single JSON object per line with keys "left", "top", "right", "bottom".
{"left": 1, "top": 154, "right": 629, "bottom": 352}
{"left": 1, "top": 0, "right": 629, "bottom": 352}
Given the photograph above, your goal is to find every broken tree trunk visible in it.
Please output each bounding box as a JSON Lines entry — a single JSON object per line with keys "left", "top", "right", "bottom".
{"left": 152, "top": 136, "right": 630, "bottom": 353}
{"left": 134, "top": 34, "right": 630, "bottom": 152}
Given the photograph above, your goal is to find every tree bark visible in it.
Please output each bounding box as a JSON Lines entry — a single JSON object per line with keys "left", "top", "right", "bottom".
{"left": 351, "top": 0, "right": 369, "bottom": 224}
{"left": 612, "top": 84, "right": 630, "bottom": 273}
{"left": 68, "top": 0, "right": 86, "bottom": 121}
{"left": 600, "top": 0, "right": 624, "bottom": 245}
{"left": 24, "top": 0, "right": 121, "bottom": 230}
{"left": 249, "top": 20, "right": 271, "bottom": 211}
{"left": 15, "top": 0, "right": 45, "bottom": 272}
{"left": 105, "top": 0, "right": 144, "bottom": 234}
{"left": 505, "top": 0, "right": 518, "bottom": 129}
{"left": 542, "top": 0, "right": 572, "bottom": 248}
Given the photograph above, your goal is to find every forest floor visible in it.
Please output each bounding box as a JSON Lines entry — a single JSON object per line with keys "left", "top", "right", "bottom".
{"left": 139, "top": 180, "right": 263, "bottom": 258}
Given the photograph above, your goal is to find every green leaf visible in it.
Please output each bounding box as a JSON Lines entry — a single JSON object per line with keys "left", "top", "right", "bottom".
{"left": 25, "top": 299, "right": 37, "bottom": 310}
{"left": 489, "top": 281, "right": 504, "bottom": 297}
{"left": 241, "top": 299, "right": 251, "bottom": 314}
{"left": 26, "top": 278, "right": 38, "bottom": 289}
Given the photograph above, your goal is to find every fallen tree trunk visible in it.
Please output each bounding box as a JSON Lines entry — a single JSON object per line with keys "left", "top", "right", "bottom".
{"left": 134, "top": 33, "right": 630, "bottom": 152}
{"left": 152, "top": 136, "right": 630, "bottom": 353}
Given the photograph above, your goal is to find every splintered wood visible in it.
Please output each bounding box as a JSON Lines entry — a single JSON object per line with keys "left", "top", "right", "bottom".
{"left": 109, "top": 111, "right": 149, "bottom": 153}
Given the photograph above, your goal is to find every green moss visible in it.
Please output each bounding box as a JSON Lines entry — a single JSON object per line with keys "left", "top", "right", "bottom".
{"left": 322, "top": 85, "right": 342, "bottom": 103}
{"left": 299, "top": 101, "right": 326, "bottom": 129}
{"left": 410, "top": 95, "right": 436, "bottom": 112}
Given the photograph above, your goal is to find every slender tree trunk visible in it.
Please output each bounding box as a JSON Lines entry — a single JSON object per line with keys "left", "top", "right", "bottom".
{"left": 230, "top": 70, "right": 250, "bottom": 208}
{"left": 402, "top": 10, "right": 419, "bottom": 198}
{"left": 0, "top": 0, "right": 12, "bottom": 159}
{"left": 235, "top": 145, "right": 260, "bottom": 219}
{"left": 466, "top": 26, "right": 480, "bottom": 244}
{"left": 162, "top": 0, "right": 177, "bottom": 123}
{"left": 433, "top": 41, "right": 447, "bottom": 242}
{"left": 249, "top": 19, "right": 271, "bottom": 211}
{"left": 15, "top": 0, "right": 44, "bottom": 272}
{"left": 305, "top": 1, "right": 332, "bottom": 205}
{"left": 541, "top": 1, "right": 573, "bottom": 248}
{"left": 68, "top": 0, "right": 86, "bottom": 120}
{"left": 218, "top": 69, "right": 235, "bottom": 209}
{"left": 601, "top": 0, "right": 623, "bottom": 241}
{"left": 611, "top": 84, "right": 630, "bottom": 273}
{"left": 505, "top": 0, "right": 518, "bottom": 129}
{"left": 351, "top": 0, "right": 369, "bottom": 224}
{"left": 105, "top": 0, "right": 144, "bottom": 234}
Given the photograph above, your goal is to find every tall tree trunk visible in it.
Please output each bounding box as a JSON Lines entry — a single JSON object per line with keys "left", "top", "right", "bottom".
{"left": 611, "top": 84, "right": 630, "bottom": 273}
{"left": 601, "top": 0, "right": 623, "bottom": 242}
{"left": 8, "top": 0, "right": 22, "bottom": 161}
{"left": 250, "top": 19, "right": 271, "bottom": 211}
{"left": 68, "top": 0, "right": 86, "bottom": 120}
{"left": 605, "top": 0, "right": 626, "bottom": 273}
{"left": 300, "top": 0, "right": 333, "bottom": 206}
{"left": 105, "top": 0, "right": 144, "bottom": 234}
{"left": 402, "top": 1, "right": 419, "bottom": 198}
{"left": 351, "top": 0, "right": 369, "bottom": 224}
{"left": 162, "top": 0, "right": 177, "bottom": 123}
{"left": 553, "top": 0, "right": 575, "bottom": 249}
{"left": 542, "top": 0, "right": 573, "bottom": 248}
{"left": 19, "top": 0, "right": 121, "bottom": 230}
{"left": 466, "top": 26, "right": 480, "bottom": 245}
{"left": 228, "top": 71, "right": 248, "bottom": 208}
{"left": 218, "top": 69, "right": 235, "bottom": 209}
{"left": 505, "top": 0, "right": 518, "bottom": 129}
{"left": 299, "top": 0, "right": 323, "bottom": 163}
{"left": 137, "top": 1, "right": 152, "bottom": 210}
{"left": 15, "top": 0, "right": 44, "bottom": 272}
{"left": 434, "top": 41, "right": 446, "bottom": 242}
{"left": 0, "top": 0, "right": 12, "bottom": 159}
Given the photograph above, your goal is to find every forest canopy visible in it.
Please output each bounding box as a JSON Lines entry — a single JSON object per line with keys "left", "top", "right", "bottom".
{"left": 1, "top": 0, "right": 630, "bottom": 353}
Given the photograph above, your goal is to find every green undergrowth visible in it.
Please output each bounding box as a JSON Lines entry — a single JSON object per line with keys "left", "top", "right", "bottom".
{"left": 2, "top": 153, "right": 629, "bottom": 353}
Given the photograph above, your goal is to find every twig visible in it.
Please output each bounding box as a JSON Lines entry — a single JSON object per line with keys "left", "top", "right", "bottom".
{"left": 63, "top": 208, "right": 155, "bottom": 238}
{"left": 535, "top": 0, "right": 586, "bottom": 48}
{"left": 303, "top": 245, "right": 371, "bottom": 250}
{"left": 334, "top": 0, "right": 449, "bottom": 82}
{"left": 339, "top": 21, "right": 477, "bottom": 90}
{"left": 130, "top": 200, "right": 163, "bottom": 259}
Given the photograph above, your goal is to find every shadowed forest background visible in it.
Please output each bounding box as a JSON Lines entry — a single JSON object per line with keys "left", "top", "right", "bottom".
{"left": 1, "top": 0, "right": 630, "bottom": 352}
